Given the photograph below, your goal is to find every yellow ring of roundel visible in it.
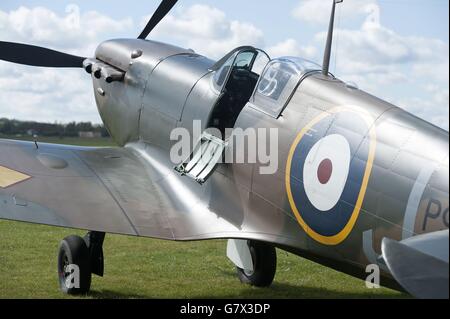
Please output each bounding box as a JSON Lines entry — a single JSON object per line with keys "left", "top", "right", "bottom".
{"left": 285, "top": 106, "right": 377, "bottom": 246}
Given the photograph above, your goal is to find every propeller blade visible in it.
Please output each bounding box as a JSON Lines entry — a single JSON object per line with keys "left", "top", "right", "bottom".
{"left": 138, "top": 0, "right": 178, "bottom": 40}
{"left": 0, "top": 41, "right": 86, "bottom": 68}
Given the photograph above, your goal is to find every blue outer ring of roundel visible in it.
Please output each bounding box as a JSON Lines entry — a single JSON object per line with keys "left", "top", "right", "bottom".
{"left": 286, "top": 108, "right": 376, "bottom": 243}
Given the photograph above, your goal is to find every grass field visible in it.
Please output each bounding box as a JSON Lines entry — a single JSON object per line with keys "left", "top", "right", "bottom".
{"left": 0, "top": 136, "right": 407, "bottom": 299}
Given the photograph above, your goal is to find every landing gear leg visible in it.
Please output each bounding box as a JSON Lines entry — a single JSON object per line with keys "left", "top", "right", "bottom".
{"left": 57, "top": 231, "right": 105, "bottom": 295}
{"left": 84, "top": 231, "right": 105, "bottom": 277}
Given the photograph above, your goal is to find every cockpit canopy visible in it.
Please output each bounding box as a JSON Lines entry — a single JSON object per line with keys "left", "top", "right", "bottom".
{"left": 207, "top": 48, "right": 322, "bottom": 134}
{"left": 211, "top": 47, "right": 322, "bottom": 119}
{"left": 252, "top": 57, "right": 321, "bottom": 118}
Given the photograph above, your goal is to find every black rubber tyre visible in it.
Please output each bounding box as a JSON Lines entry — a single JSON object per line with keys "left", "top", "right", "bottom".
{"left": 236, "top": 241, "right": 277, "bottom": 287}
{"left": 57, "top": 235, "right": 92, "bottom": 295}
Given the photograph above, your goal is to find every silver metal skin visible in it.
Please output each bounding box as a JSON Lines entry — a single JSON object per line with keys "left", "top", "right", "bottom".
{"left": 382, "top": 232, "right": 449, "bottom": 299}
{"left": 0, "top": 36, "right": 448, "bottom": 295}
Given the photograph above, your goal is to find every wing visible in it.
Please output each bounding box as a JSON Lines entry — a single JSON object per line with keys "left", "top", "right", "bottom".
{"left": 0, "top": 139, "right": 249, "bottom": 241}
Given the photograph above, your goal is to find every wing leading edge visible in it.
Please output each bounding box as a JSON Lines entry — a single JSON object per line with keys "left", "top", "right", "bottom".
{"left": 0, "top": 139, "right": 173, "bottom": 238}
{"left": 0, "top": 138, "right": 255, "bottom": 241}
{"left": 1, "top": 138, "right": 292, "bottom": 243}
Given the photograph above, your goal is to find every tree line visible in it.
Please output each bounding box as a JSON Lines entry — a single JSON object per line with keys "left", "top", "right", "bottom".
{"left": 0, "top": 118, "right": 109, "bottom": 137}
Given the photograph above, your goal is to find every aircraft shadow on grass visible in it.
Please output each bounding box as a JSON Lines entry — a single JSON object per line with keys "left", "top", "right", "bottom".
{"left": 88, "top": 283, "right": 410, "bottom": 300}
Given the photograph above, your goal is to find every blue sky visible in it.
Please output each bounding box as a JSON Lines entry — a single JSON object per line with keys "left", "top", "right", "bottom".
{"left": 0, "top": 0, "right": 449, "bottom": 129}
{"left": 2, "top": 1, "right": 448, "bottom": 45}
{"left": 2, "top": 0, "right": 447, "bottom": 42}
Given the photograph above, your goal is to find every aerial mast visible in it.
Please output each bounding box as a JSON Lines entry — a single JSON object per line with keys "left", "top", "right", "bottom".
{"left": 322, "top": 0, "right": 343, "bottom": 76}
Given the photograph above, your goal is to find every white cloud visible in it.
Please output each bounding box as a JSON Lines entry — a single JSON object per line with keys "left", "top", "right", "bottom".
{"left": 412, "top": 61, "right": 450, "bottom": 84}
{"left": 0, "top": 3, "right": 448, "bottom": 131}
{"left": 299, "top": 2, "right": 449, "bottom": 129}
{"left": 322, "top": 24, "right": 448, "bottom": 72}
{"left": 0, "top": 5, "right": 134, "bottom": 124}
{"left": 293, "top": 0, "right": 377, "bottom": 25}
{"left": 0, "top": 6, "right": 133, "bottom": 55}
{"left": 0, "top": 4, "right": 267, "bottom": 124}
{"left": 0, "top": 62, "right": 97, "bottom": 123}
{"left": 152, "top": 5, "right": 229, "bottom": 40}
{"left": 150, "top": 4, "right": 264, "bottom": 59}
{"left": 266, "top": 39, "right": 317, "bottom": 59}
{"left": 397, "top": 94, "right": 449, "bottom": 131}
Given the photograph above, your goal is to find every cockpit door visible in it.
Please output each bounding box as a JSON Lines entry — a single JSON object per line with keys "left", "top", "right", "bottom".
{"left": 175, "top": 48, "right": 270, "bottom": 185}
{"left": 208, "top": 49, "right": 270, "bottom": 134}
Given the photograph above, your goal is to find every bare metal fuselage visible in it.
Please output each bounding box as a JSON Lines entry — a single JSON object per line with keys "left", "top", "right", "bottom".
{"left": 92, "top": 39, "right": 449, "bottom": 285}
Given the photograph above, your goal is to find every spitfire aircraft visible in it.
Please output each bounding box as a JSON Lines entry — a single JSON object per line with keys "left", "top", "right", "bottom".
{"left": 0, "top": 0, "right": 448, "bottom": 298}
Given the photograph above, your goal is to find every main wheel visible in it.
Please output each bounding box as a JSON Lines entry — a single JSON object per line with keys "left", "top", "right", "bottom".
{"left": 57, "top": 235, "right": 92, "bottom": 295}
{"left": 236, "top": 241, "right": 277, "bottom": 287}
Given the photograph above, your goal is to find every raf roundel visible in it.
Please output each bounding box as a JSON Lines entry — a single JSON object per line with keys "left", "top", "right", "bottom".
{"left": 286, "top": 107, "right": 377, "bottom": 245}
{"left": 303, "top": 134, "right": 351, "bottom": 212}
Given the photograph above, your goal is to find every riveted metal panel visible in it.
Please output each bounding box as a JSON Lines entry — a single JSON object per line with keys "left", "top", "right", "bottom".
{"left": 139, "top": 54, "right": 214, "bottom": 147}
{"left": 96, "top": 39, "right": 192, "bottom": 72}
{"left": 143, "top": 54, "right": 214, "bottom": 121}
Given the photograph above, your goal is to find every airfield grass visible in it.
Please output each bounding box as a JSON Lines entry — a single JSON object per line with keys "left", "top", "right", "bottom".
{"left": 0, "top": 137, "right": 407, "bottom": 299}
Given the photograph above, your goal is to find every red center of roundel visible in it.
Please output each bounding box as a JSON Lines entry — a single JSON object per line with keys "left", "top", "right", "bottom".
{"left": 317, "top": 159, "right": 333, "bottom": 184}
